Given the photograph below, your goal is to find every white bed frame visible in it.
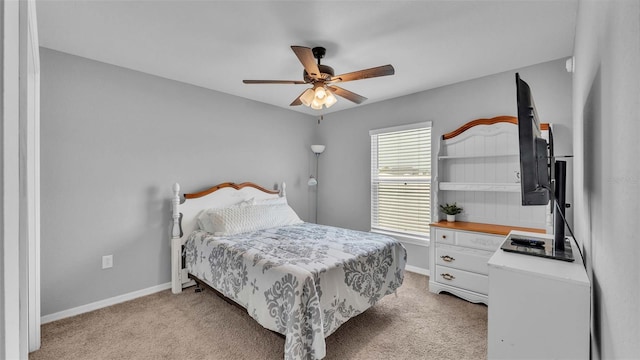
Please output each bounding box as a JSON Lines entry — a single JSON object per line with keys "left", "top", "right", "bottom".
{"left": 171, "top": 181, "right": 285, "bottom": 294}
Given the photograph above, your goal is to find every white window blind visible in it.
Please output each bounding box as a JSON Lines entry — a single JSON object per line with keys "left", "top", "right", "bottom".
{"left": 370, "top": 122, "right": 431, "bottom": 238}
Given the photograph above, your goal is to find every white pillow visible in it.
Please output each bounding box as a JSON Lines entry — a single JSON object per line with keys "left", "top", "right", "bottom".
{"left": 196, "top": 198, "right": 255, "bottom": 233}
{"left": 204, "top": 203, "right": 302, "bottom": 236}
{"left": 254, "top": 196, "right": 287, "bottom": 206}
{"left": 235, "top": 196, "right": 287, "bottom": 206}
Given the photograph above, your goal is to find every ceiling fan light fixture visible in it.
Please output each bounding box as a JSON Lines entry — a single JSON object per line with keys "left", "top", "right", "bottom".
{"left": 314, "top": 86, "right": 326, "bottom": 100}
{"left": 311, "top": 99, "right": 323, "bottom": 110}
{"left": 300, "top": 88, "right": 315, "bottom": 106}
{"left": 324, "top": 90, "right": 337, "bottom": 108}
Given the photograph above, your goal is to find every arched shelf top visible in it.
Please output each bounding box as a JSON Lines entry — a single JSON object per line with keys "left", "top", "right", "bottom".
{"left": 184, "top": 182, "right": 280, "bottom": 199}
{"left": 442, "top": 115, "right": 549, "bottom": 140}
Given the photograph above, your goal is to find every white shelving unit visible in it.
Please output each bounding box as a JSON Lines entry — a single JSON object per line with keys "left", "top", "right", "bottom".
{"left": 429, "top": 116, "right": 550, "bottom": 304}
{"left": 432, "top": 116, "right": 550, "bottom": 229}
{"left": 438, "top": 153, "right": 518, "bottom": 160}
{"left": 439, "top": 182, "right": 520, "bottom": 192}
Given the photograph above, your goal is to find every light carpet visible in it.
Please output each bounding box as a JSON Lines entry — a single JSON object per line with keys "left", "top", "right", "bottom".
{"left": 29, "top": 272, "right": 487, "bottom": 359}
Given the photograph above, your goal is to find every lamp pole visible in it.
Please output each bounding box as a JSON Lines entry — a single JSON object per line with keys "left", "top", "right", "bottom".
{"left": 314, "top": 152, "right": 320, "bottom": 223}
{"left": 309, "top": 145, "right": 326, "bottom": 223}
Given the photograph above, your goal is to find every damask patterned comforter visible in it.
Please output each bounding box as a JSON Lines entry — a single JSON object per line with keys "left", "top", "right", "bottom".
{"left": 184, "top": 222, "right": 407, "bottom": 360}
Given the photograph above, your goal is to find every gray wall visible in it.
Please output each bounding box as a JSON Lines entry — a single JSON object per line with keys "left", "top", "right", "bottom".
{"left": 315, "top": 59, "right": 572, "bottom": 272}
{"left": 572, "top": 0, "right": 640, "bottom": 358}
{"left": 40, "top": 48, "right": 316, "bottom": 316}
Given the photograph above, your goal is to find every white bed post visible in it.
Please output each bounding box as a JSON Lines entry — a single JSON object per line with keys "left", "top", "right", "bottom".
{"left": 280, "top": 182, "right": 286, "bottom": 198}
{"left": 171, "top": 183, "right": 183, "bottom": 294}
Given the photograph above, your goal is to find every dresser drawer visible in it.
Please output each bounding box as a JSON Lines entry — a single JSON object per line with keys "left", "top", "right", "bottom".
{"left": 435, "top": 265, "right": 489, "bottom": 295}
{"left": 436, "top": 244, "right": 493, "bottom": 275}
{"left": 456, "top": 231, "right": 503, "bottom": 251}
{"left": 435, "top": 229, "right": 455, "bottom": 244}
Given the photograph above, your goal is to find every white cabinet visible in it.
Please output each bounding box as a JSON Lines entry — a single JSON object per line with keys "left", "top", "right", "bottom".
{"left": 429, "top": 222, "right": 544, "bottom": 305}
{"left": 487, "top": 232, "right": 590, "bottom": 359}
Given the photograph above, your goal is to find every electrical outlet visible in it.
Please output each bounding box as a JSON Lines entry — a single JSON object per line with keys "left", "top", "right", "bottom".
{"left": 102, "top": 255, "right": 113, "bottom": 269}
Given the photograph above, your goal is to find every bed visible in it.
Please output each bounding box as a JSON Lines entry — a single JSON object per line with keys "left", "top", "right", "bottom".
{"left": 171, "top": 181, "right": 407, "bottom": 360}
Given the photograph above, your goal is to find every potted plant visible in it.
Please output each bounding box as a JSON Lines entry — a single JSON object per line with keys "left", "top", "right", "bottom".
{"left": 440, "top": 202, "right": 463, "bottom": 222}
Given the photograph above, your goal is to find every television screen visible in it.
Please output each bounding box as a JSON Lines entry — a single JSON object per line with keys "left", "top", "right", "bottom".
{"left": 516, "top": 73, "right": 550, "bottom": 206}
{"left": 513, "top": 73, "right": 575, "bottom": 260}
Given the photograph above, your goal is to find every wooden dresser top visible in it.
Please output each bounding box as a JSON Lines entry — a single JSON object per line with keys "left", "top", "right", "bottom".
{"left": 430, "top": 220, "right": 545, "bottom": 236}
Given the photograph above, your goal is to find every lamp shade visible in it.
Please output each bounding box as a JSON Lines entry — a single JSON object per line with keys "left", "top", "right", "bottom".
{"left": 324, "top": 90, "right": 337, "bottom": 108}
{"left": 314, "top": 86, "right": 326, "bottom": 100}
{"left": 300, "top": 88, "right": 315, "bottom": 106}
{"left": 311, "top": 145, "right": 326, "bottom": 154}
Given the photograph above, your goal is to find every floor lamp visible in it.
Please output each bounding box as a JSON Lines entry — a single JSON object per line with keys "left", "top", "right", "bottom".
{"left": 308, "top": 144, "right": 325, "bottom": 223}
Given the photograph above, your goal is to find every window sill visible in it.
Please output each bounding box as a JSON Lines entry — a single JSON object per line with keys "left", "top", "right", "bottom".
{"left": 370, "top": 229, "right": 430, "bottom": 247}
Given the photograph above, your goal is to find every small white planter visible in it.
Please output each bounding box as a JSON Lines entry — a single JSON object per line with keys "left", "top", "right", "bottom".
{"left": 446, "top": 214, "right": 456, "bottom": 222}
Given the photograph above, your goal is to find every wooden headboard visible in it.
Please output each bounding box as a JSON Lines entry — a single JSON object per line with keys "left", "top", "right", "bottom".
{"left": 170, "top": 181, "right": 285, "bottom": 293}
{"left": 442, "top": 115, "right": 549, "bottom": 140}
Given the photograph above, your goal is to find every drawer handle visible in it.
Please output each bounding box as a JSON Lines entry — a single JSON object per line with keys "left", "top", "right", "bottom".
{"left": 440, "top": 255, "right": 455, "bottom": 262}
{"left": 441, "top": 235, "right": 447, "bottom": 239}
{"left": 441, "top": 273, "right": 455, "bottom": 281}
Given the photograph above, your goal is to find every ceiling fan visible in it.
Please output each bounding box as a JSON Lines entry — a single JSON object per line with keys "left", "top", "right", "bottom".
{"left": 243, "top": 46, "right": 395, "bottom": 110}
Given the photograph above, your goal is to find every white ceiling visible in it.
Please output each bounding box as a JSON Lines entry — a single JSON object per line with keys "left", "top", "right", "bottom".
{"left": 36, "top": 0, "right": 578, "bottom": 115}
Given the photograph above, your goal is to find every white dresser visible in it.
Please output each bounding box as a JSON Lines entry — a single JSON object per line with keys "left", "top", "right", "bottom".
{"left": 429, "top": 221, "right": 544, "bottom": 305}
{"left": 487, "top": 231, "right": 590, "bottom": 359}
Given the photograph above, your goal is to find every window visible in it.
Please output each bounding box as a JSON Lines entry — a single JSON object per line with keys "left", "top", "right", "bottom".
{"left": 370, "top": 122, "right": 431, "bottom": 240}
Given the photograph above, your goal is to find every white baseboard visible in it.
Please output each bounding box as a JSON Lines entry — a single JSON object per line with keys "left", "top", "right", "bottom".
{"left": 41, "top": 282, "right": 172, "bottom": 324}
{"left": 405, "top": 264, "right": 429, "bottom": 276}
{"left": 41, "top": 266, "right": 427, "bottom": 324}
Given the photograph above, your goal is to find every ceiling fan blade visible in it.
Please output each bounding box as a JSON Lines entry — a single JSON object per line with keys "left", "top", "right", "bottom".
{"left": 330, "top": 64, "right": 395, "bottom": 83}
{"left": 243, "top": 80, "right": 307, "bottom": 84}
{"left": 291, "top": 46, "right": 321, "bottom": 80}
{"left": 290, "top": 90, "right": 306, "bottom": 106}
{"left": 328, "top": 86, "right": 367, "bottom": 104}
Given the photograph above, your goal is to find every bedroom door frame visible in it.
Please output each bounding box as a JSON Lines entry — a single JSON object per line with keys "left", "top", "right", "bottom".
{"left": 4, "top": 0, "right": 41, "bottom": 354}
{"left": 21, "top": 0, "right": 41, "bottom": 352}
{"left": 2, "top": 0, "right": 40, "bottom": 356}
{"left": 2, "top": 0, "right": 24, "bottom": 356}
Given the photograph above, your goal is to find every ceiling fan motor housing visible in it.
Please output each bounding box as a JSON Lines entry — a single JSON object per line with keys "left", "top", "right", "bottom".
{"left": 303, "top": 46, "right": 334, "bottom": 82}
{"left": 304, "top": 64, "right": 334, "bottom": 82}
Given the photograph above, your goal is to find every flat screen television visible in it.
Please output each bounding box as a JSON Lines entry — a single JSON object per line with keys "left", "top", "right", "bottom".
{"left": 512, "top": 73, "right": 574, "bottom": 261}
{"left": 515, "top": 73, "right": 551, "bottom": 206}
